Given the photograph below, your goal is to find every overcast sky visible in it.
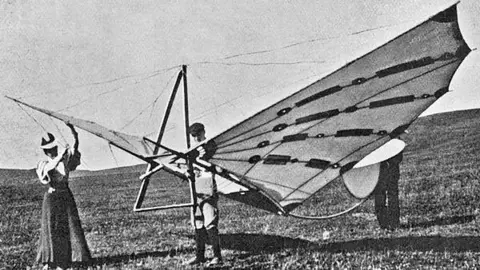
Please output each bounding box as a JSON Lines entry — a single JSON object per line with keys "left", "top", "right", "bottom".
{"left": 1, "top": 0, "right": 479, "bottom": 170}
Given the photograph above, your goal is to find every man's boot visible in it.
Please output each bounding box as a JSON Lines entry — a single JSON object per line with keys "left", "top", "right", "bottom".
{"left": 186, "top": 228, "right": 207, "bottom": 265}
{"left": 206, "top": 227, "right": 222, "bottom": 265}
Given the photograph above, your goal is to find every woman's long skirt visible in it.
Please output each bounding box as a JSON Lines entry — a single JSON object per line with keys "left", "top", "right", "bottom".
{"left": 36, "top": 188, "right": 91, "bottom": 266}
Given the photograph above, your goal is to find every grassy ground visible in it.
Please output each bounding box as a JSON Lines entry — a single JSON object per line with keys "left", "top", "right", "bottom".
{"left": 1, "top": 109, "right": 480, "bottom": 269}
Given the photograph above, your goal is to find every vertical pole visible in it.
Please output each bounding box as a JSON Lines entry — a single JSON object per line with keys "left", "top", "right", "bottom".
{"left": 183, "top": 65, "right": 190, "bottom": 149}
{"left": 183, "top": 65, "right": 198, "bottom": 228}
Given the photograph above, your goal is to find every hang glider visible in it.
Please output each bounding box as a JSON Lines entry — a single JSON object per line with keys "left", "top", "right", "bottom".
{"left": 8, "top": 4, "right": 470, "bottom": 219}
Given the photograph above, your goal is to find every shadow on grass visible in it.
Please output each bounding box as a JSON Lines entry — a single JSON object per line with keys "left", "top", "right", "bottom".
{"left": 81, "top": 234, "right": 315, "bottom": 266}
{"left": 85, "top": 226, "right": 480, "bottom": 265}
{"left": 401, "top": 214, "right": 476, "bottom": 229}
{"left": 323, "top": 235, "right": 480, "bottom": 253}
{"left": 220, "top": 232, "right": 480, "bottom": 255}
{"left": 220, "top": 233, "right": 319, "bottom": 252}
{"left": 215, "top": 235, "right": 480, "bottom": 269}
{"left": 89, "top": 249, "right": 186, "bottom": 266}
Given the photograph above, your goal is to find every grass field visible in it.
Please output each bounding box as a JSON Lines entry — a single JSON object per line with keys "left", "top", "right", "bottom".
{"left": 1, "top": 109, "right": 480, "bottom": 269}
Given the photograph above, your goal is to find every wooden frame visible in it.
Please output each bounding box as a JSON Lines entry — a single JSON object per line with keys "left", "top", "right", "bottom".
{"left": 133, "top": 66, "right": 198, "bottom": 223}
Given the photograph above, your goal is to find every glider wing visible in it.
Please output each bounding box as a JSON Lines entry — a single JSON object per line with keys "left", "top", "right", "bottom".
{"left": 200, "top": 4, "right": 470, "bottom": 214}
{"left": 7, "top": 97, "right": 155, "bottom": 160}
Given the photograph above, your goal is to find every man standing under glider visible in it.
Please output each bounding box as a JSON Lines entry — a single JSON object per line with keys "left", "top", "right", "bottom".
{"left": 185, "top": 122, "right": 223, "bottom": 266}
{"left": 374, "top": 150, "right": 403, "bottom": 230}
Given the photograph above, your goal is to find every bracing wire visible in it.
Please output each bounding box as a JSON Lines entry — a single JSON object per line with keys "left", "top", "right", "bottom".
{"left": 108, "top": 143, "right": 120, "bottom": 168}
{"left": 13, "top": 98, "right": 95, "bottom": 170}
{"left": 14, "top": 102, "right": 48, "bottom": 134}
{"left": 149, "top": 71, "right": 179, "bottom": 118}
{"left": 17, "top": 65, "right": 183, "bottom": 101}
{"left": 194, "top": 60, "right": 326, "bottom": 67}
{"left": 46, "top": 116, "right": 94, "bottom": 170}
{"left": 120, "top": 70, "right": 179, "bottom": 131}
{"left": 285, "top": 1, "right": 317, "bottom": 77}
{"left": 197, "top": 19, "right": 415, "bottom": 64}
{"left": 57, "top": 86, "right": 123, "bottom": 113}
{"left": 56, "top": 66, "right": 181, "bottom": 118}
{"left": 78, "top": 65, "right": 181, "bottom": 88}
{"left": 78, "top": 156, "right": 92, "bottom": 171}
{"left": 190, "top": 69, "right": 219, "bottom": 120}
{"left": 188, "top": 68, "right": 320, "bottom": 123}
{"left": 47, "top": 117, "right": 67, "bottom": 147}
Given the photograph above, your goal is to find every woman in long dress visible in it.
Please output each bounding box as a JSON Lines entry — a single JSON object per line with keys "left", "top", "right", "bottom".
{"left": 35, "top": 123, "right": 91, "bottom": 269}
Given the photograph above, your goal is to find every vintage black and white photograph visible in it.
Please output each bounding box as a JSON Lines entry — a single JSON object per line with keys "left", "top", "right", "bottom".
{"left": 1, "top": 0, "right": 479, "bottom": 269}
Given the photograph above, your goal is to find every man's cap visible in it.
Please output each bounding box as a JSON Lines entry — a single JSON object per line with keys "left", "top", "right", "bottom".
{"left": 189, "top": 122, "right": 205, "bottom": 136}
{"left": 40, "top": 133, "right": 57, "bottom": 149}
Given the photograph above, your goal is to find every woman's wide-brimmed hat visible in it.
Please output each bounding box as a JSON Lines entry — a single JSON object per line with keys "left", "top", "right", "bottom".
{"left": 40, "top": 133, "right": 57, "bottom": 149}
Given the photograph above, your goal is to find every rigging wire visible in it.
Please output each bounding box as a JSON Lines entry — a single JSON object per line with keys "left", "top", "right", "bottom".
{"left": 17, "top": 65, "right": 182, "bottom": 101}
{"left": 149, "top": 71, "right": 179, "bottom": 118}
{"left": 13, "top": 98, "right": 95, "bottom": 170}
{"left": 14, "top": 102, "right": 49, "bottom": 134}
{"left": 77, "top": 65, "right": 181, "bottom": 88}
{"left": 202, "top": 19, "right": 415, "bottom": 63}
{"left": 77, "top": 154, "right": 92, "bottom": 171}
{"left": 120, "top": 70, "right": 179, "bottom": 131}
{"left": 194, "top": 60, "right": 326, "bottom": 67}
{"left": 108, "top": 143, "right": 120, "bottom": 168}
{"left": 285, "top": 1, "right": 317, "bottom": 77}
{"left": 47, "top": 116, "right": 67, "bottom": 147}
{"left": 190, "top": 88, "right": 247, "bottom": 123}
{"left": 57, "top": 86, "right": 123, "bottom": 113}
{"left": 188, "top": 68, "right": 320, "bottom": 123}
{"left": 54, "top": 67, "right": 173, "bottom": 115}
{"left": 54, "top": 67, "right": 180, "bottom": 119}
{"left": 190, "top": 68, "right": 219, "bottom": 120}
